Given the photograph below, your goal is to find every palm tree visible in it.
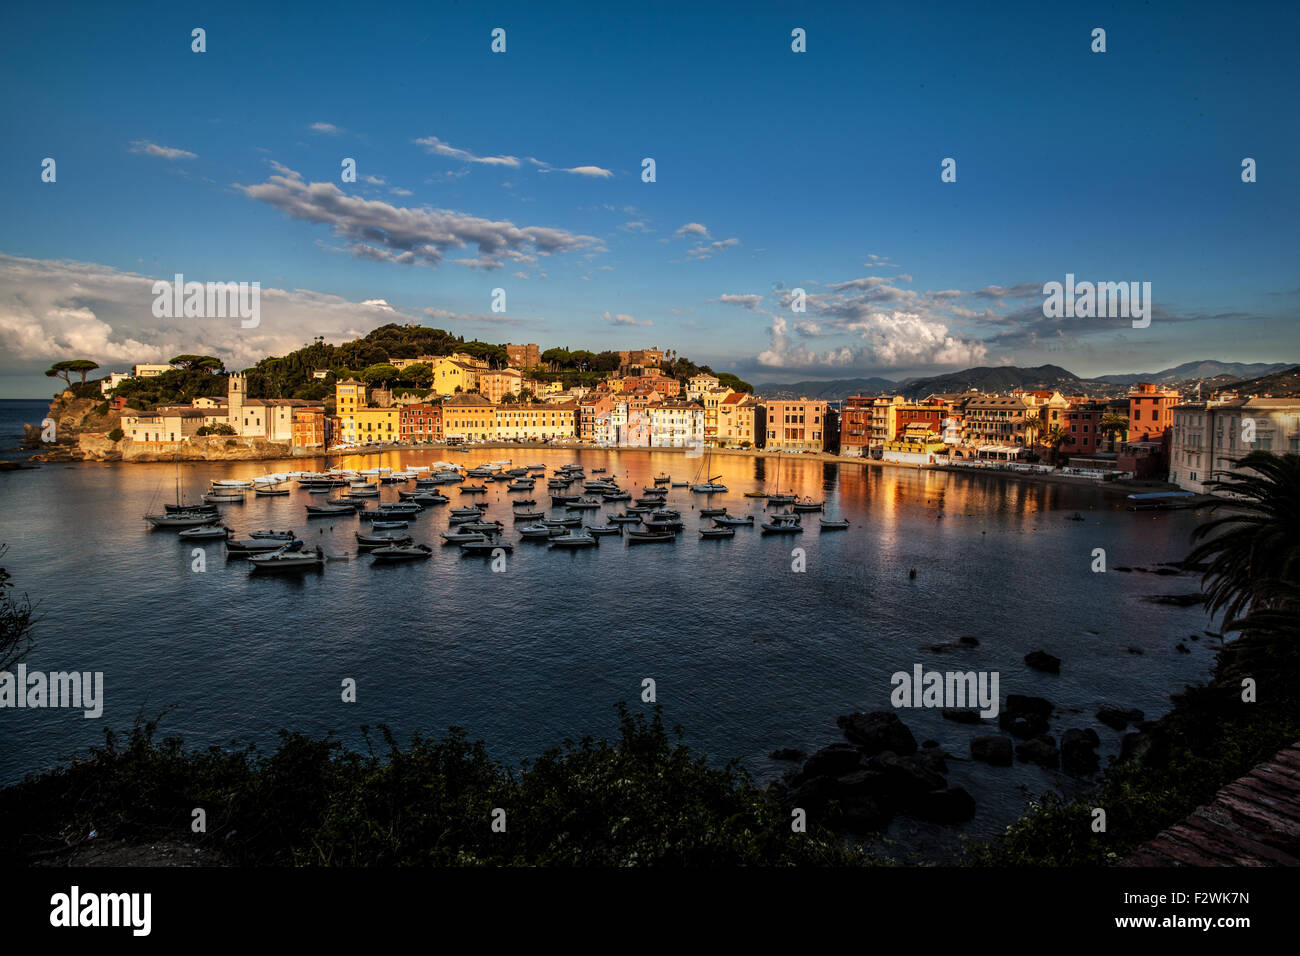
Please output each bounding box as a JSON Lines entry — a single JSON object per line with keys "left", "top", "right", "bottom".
{"left": 1099, "top": 413, "right": 1129, "bottom": 452}
{"left": 1022, "top": 412, "right": 1043, "bottom": 451}
{"left": 1044, "top": 423, "right": 1071, "bottom": 466}
{"left": 1187, "top": 452, "right": 1300, "bottom": 626}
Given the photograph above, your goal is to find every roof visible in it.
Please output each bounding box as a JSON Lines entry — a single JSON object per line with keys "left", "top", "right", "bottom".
{"left": 442, "top": 393, "right": 495, "bottom": 407}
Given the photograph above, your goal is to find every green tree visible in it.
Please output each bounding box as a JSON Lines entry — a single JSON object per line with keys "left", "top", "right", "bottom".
{"left": 360, "top": 363, "right": 400, "bottom": 389}
{"left": 169, "top": 355, "right": 224, "bottom": 373}
{"left": 1188, "top": 452, "right": 1300, "bottom": 626}
{"left": 1099, "top": 413, "right": 1129, "bottom": 451}
{"left": 0, "top": 548, "right": 36, "bottom": 671}
{"left": 44, "top": 361, "right": 81, "bottom": 388}
{"left": 1044, "top": 423, "right": 1071, "bottom": 466}
{"left": 402, "top": 363, "right": 434, "bottom": 388}
{"left": 1021, "top": 412, "right": 1043, "bottom": 450}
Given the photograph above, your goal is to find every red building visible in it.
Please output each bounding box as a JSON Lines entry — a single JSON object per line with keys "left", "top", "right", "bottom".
{"left": 840, "top": 395, "right": 874, "bottom": 456}
{"left": 1128, "top": 383, "right": 1180, "bottom": 447}
{"left": 1061, "top": 401, "right": 1106, "bottom": 455}
{"left": 400, "top": 403, "right": 442, "bottom": 444}
{"left": 892, "top": 402, "right": 947, "bottom": 439}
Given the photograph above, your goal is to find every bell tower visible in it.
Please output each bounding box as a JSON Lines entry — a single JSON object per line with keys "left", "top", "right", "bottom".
{"left": 228, "top": 371, "right": 246, "bottom": 433}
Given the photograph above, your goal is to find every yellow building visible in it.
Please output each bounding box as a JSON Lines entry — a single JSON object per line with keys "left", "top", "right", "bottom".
{"left": 494, "top": 403, "right": 577, "bottom": 440}
{"left": 700, "top": 387, "right": 736, "bottom": 446}
{"left": 442, "top": 393, "right": 497, "bottom": 440}
{"left": 478, "top": 369, "right": 524, "bottom": 404}
{"left": 430, "top": 357, "right": 481, "bottom": 395}
{"left": 334, "top": 377, "right": 398, "bottom": 443}
{"left": 717, "top": 394, "right": 760, "bottom": 446}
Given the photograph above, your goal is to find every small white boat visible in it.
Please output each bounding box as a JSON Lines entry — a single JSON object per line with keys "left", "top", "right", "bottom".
{"left": 371, "top": 543, "right": 433, "bottom": 561}
{"left": 441, "top": 530, "right": 488, "bottom": 544}
{"left": 203, "top": 491, "right": 246, "bottom": 503}
{"left": 249, "top": 545, "right": 325, "bottom": 572}
{"left": 819, "top": 518, "right": 850, "bottom": 530}
{"left": 549, "top": 531, "right": 598, "bottom": 549}
{"left": 356, "top": 531, "right": 412, "bottom": 547}
{"left": 177, "top": 525, "right": 228, "bottom": 539}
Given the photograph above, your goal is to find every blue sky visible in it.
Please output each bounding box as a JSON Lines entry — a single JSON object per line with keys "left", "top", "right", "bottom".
{"left": 1, "top": 0, "right": 1297, "bottom": 397}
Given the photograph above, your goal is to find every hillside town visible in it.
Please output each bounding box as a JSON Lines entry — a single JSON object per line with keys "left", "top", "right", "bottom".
{"left": 81, "top": 340, "right": 1299, "bottom": 495}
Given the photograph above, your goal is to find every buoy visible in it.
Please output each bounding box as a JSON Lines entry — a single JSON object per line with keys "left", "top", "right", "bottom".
{"left": 909, "top": 568, "right": 917, "bottom": 579}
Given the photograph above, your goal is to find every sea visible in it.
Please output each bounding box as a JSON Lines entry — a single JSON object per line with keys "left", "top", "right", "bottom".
{"left": 0, "top": 430, "right": 1219, "bottom": 856}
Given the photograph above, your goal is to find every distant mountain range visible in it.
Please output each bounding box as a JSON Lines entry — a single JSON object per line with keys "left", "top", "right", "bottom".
{"left": 753, "top": 360, "right": 1299, "bottom": 402}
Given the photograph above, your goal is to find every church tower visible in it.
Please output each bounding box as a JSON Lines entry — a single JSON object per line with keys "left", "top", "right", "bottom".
{"left": 228, "top": 371, "right": 246, "bottom": 434}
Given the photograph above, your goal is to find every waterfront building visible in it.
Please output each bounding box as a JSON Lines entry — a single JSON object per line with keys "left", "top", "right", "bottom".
{"left": 957, "top": 394, "right": 1035, "bottom": 459}
{"left": 399, "top": 403, "right": 443, "bottom": 444}
{"left": 494, "top": 403, "right": 577, "bottom": 441}
{"left": 1169, "top": 397, "right": 1300, "bottom": 493}
{"left": 131, "top": 363, "right": 174, "bottom": 378}
{"left": 761, "top": 399, "right": 829, "bottom": 452}
{"left": 120, "top": 406, "right": 208, "bottom": 444}
{"left": 1061, "top": 400, "right": 1108, "bottom": 457}
{"left": 881, "top": 422, "right": 949, "bottom": 464}
{"left": 1128, "top": 382, "right": 1181, "bottom": 447}
{"left": 686, "top": 373, "right": 720, "bottom": 400}
{"left": 717, "top": 393, "right": 761, "bottom": 447}
{"left": 839, "top": 395, "right": 874, "bottom": 457}
{"left": 649, "top": 401, "right": 705, "bottom": 448}
{"left": 441, "top": 393, "right": 497, "bottom": 441}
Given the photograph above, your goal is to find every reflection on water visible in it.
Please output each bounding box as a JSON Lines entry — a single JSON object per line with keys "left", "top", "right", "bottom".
{"left": 0, "top": 447, "right": 1218, "bottom": 853}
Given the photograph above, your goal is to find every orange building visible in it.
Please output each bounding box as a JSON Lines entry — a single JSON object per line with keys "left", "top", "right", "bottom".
{"left": 399, "top": 403, "right": 442, "bottom": 443}
{"left": 1128, "top": 382, "right": 1180, "bottom": 446}
{"left": 761, "top": 399, "right": 829, "bottom": 451}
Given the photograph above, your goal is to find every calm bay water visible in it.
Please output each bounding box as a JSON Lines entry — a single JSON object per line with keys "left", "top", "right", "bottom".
{"left": 0, "top": 446, "right": 1218, "bottom": 852}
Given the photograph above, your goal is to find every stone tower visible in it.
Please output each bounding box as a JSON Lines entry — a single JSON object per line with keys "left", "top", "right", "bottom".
{"left": 228, "top": 371, "right": 245, "bottom": 433}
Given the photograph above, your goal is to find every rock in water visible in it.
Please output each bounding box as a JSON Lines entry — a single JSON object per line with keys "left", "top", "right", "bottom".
{"left": 1024, "top": 650, "right": 1062, "bottom": 674}
{"left": 1061, "top": 728, "right": 1101, "bottom": 775}
{"left": 837, "top": 711, "right": 918, "bottom": 756}
{"left": 970, "top": 735, "right": 1013, "bottom": 766}
{"left": 1015, "top": 735, "right": 1060, "bottom": 769}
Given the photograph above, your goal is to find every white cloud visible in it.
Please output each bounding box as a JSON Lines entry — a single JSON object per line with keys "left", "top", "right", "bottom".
{"left": 716, "top": 293, "right": 762, "bottom": 309}
{"left": 685, "top": 238, "right": 739, "bottom": 260}
{"left": 128, "top": 141, "right": 197, "bottom": 160}
{"left": 310, "top": 122, "right": 343, "bottom": 135}
{"left": 413, "top": 136, "right": 520, "bottom": 167}
{"left": 674, "top": 222, "right": 710, "bottom": 239}
{"left": 235, "top": 164, "right": 602, "bottom": 271}
{"left": 601, "top": 311, "right": 652, "bottom": 327}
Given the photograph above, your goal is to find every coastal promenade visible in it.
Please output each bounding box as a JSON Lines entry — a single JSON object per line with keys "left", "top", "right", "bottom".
{"left": 1122, "top": 742, "right": 1300, "bottom": 866}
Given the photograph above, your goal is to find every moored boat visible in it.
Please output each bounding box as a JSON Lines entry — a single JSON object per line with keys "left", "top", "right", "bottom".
{"left": 177, "top": 524, "right": 229, "bottom": 539}
{"left": 306, "top": 504, "right": 353, "bottom": 516}
{"left": 248, "top": 544, "right": 324, "bottom": 572}
{"left": 370, "top": 543, "right": 433, "bottom": 561}
{"left": 627, "top": 530, "right": 676, "bottom": 544}
{"left": 819, "top": 518, "right": 850, "bottom": 530}
{"left": 700, "top": 527, "right": 735, "bottom": 539}
{"left": 713, "top": 514, "right": 754, "bottom": 526}
{"left": 549, "top": 531, "right": 598, "bottom": 549}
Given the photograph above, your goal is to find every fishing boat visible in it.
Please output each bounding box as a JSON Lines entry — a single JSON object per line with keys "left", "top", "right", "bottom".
{"left": 460, "top": 484, "right": 488, "bottom": 494}
{"left": 626, "top": 505, "right": 655, "bottom": 514}
{"left": 600, "top": 490, "right": 631, "bottom": 501}
{"left": 433, "top": 470, "right": 464, "bottom": 484}
{"left": 651, "top": 509, "right": 682, "bottom": 520}
{"left": 507, "top": 479, "right": 536, "bottom": 491}
{"left": 177, "top": 525, "right": 229, "bottom": 539}
{"left": 349, "top": 481, "right": 378, "bottom": 491}
{"left": 376, "top": 502, "right": 422, "bottom": 514}
{"left": 644, "top": 519, "right": 683, "bottom": 531}
{"left": 326, "top": 498, "right": 362, "bottom": 508}
{"left": 306, "top": 504, "right": 354, "bottom": 516}
{"left": 653, "top": 474, "right": 671, "bottom": 484}
{"left": 356, "top": 531, "right": 412, "bottom": 547}
{"left": 370, "top": 543, "right": 433, "bottom": 561}
{"left": 819, "top": 518, "right": 850, "bottom": 530}
{"left": 670, "top": 482, "right": 689, "bottom": 488}
{"left": 458, "top": 521, "right": 503, "bottom": 534}
{"left": 513, "top": 510, "right": 546, "bottom": 521}
{"left": 542, "top": 516, "right": 582, "bottom": 528}
{"left": 743, "top": 491, "right": 769, "bottom": 499}
{"left": 147, "top": 510, "right": 221, "bottom": 528}
{"left": 461, "top": 540, "right": 512, "bottom": 555}
{"left": 767, "top": 493, "right": 797, "bottom": 506}
{"left": 513, "top": 498, "right": 537, "bottom": 506}
{"left": 641, "top": 485, "right": 667, "bottom": 495}
{"left": 441, "top": 530, "right": 488, "bottom": 544}
{"left": 203, "top": 491, "right": 246, "bottom": 503}
{"left": 591, "top": 467, "right": 606, "bottom": 474}
{"left": 164, "top": 502, "right": 218, "bottom": 514}
{"left": 467, "top": 466, "right": 495, "bottom": 477}
{"left": 1125, "top": 491, "right": 1198, "bottom": 512}
{"left": 792, "top": 498, "right": 825, "bottom": 513}
{"left": 699, "top": 507, "right": 727, "bottom": 518}
{"left": 635, "top": 496, "right": 666, "bottom": 507}
{"left": 552, "top": 494, "right": 582, "bottom": 506}
{"left": 608, "top": 513, "right": 642, "bottom": 524}
{"left": 211, "top": 479, "right": 254, "bottom": 489}
{"left": 587, "top": 524, "right": 623, "bottom": 537}
{"left": 549, "top": 531, "right": 598, "bottom": 549}
{"left": 526, "top": 464, "right": 545, "bottom": 471}
{"left": 565, "top": 497, "right": 603, "bottom": 510}
{"left": 248, "top": 544, "right": 325, "bottom": 573}
{"left": 583, "top": 479, "right": 615, "bottom": 490}
{"left": 627, "top": 530, "right": 676, "bottom": 544}
{"left": 413, "top": 493, "right": 449, "bottom": 505}
{"left": 248, "top": 529, "right": 296, "bottom": 539}
{"left": 761, "top": 514, "right": 803, "bottom": 534}
{"left": 713, "top": 515, "right": 754, "bottom": 527}
{"left": 700, "top": 527, "right": 736, "bottom": 539}
{"left": 226, "top": 537, "right": 305, "bottom": 555}
{"left": 254, "top": 486, "right": 290, "bottom": 497}
{"left": 370, "top": 520, "right": 409, "bottom": 531}
{"left": 519, "top": 524, "right": 564, "bottom": 539}
{"left": 690, "top": 479, "right": 728, "bottom": 493}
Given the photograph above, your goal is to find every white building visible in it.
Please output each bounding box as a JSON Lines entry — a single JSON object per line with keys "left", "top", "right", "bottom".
{"left": 1170, "top": 398, "right": 1300, "bottom": 493}
{"left": 648, "top": 402, "right": 705, "bottom": 448}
